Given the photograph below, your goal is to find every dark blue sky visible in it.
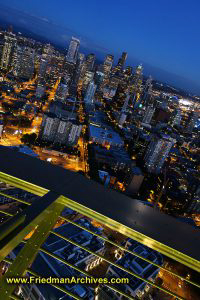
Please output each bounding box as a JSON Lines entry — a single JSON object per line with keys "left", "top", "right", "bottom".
{"left": 0, "top": 0, "right": 200, "bottom": 93}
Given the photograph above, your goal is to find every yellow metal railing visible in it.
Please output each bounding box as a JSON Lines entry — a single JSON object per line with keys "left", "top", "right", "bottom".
{"left": 0, "top": 171, "right": 200, "bottom": 300}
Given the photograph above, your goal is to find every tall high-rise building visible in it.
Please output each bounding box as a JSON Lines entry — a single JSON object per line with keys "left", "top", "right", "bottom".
{"left": 142, "top": 76, "right": 153, "bottom": 104}
{"left": 54, "top": 120, "right": 72, "bottom": 144}
{"left": 117, "top": 51, "right": 127, "bottom": 70}
{"left": 73, "top": 53, "right": 85, "bottom": 83}
{"left": 39, "top": 113, "right": 82, "bottom": 146}
{"left": 186, "top": 111, "right": 199, "bottom": 133}
{"left": 145, "top": 135, "right": 176, "bottom": 174}
{"left": 94, "top": 71, "right": 104, "bottom": 91}
{"left": 121, "top": 92, "right": 130, "bottom": 113}
{"left": 142, "top": 105, "right": 155, "bottom": 124}
{"left": 84, "top": 81, "right": 96, "bottom": 104}
{"left": 82, "top": 71, "right": 94, "bottom": 91}
{"left": 103, "top": 54, "right": 114, "bottom": 78}
{"left": 68, "top": 123, "right": 83, "bottom": 145}
{"left": 0, "top": 31, "right": 17, "bottom": 70}
{"left": 131, "top": 64, "right": 143, "bottom": 105}
{"left": 66, "top": 37, "right": 80, "bottom": 64}
{"left": 85, "top": 53, "right": 95, "bottom": 71}
{"left": 37, "top": 57, "right": 48, "bottom": 83}
{"left": 42, "top": 43, "right": 54, "bottom": 62}
{"left": 55, "top": 76, "right": 70, "bottom": 103}
{"left": 15, "top": 46, "right": 35, "bottom": 79}
{"left": 39, "top": 113, "right": 60, "bottom": 142}
{"left": 170, "top": 108, "right": 182, "bottom": 127}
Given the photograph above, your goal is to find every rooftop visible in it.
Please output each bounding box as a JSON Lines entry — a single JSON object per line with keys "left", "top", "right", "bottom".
{"left": 89, "top": 125, "right": 124, "bottom": 146}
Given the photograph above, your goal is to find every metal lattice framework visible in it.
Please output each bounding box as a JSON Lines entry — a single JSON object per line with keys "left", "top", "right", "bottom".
{"left": 0, "top": 146, "right": 200, "bottom": 300}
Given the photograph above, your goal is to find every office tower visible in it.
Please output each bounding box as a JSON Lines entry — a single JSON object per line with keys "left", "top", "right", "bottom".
{"left": 145, "top": 135, "right": 176, "bottom": 174}
{"left": 82, "top": 71, "right": 94, "bottom": 91}
{"left": 117, "top": 51, "right": 127, "bottom": 70}
{"left": 133, "top": 64, "right": 143, "bottom": 90}
{"left": 142, "top": 76, "right": 153, "bottom": 104}
{"left": 0, "top": 32, "right": 4, "bottom": 65}
{"left": 130, "top": 64, "right": 143, "bottom": 106}
{"left": 112, "top": 83, "right": 127, "bottom": 110}
{"left": 73, "top": 53, "right": 85, "bottom": 84}
{"left": 186, "top": 111, "right": 199, "bottom": 133}
{"left": 66, "top": 37, "right": 80, "bottom": 64}
{"left": 15, "top": 46, "right": 35, "bottom": 79}
{"left": 170, "top": 108, "right": 182, "bottom": 126}
{"left": 85, "top": 53, "right": 95, "bottom": 71}
{"left": 103, "top": 54, "right": 114, "bottom": 78}
{"left": 121, "top": 92, "right": 130, "bottom": 113}
{"left": 94, "top": 71, "right": 104, "bottom": 91}
{"left": 0, "top": 31, "right": 17, "bottom": 70}
{"left": 84, "top": 81, "right": 96, "bottom": 104}
{"left": 142, "top": 105, "right": 155, "bottom": 124}
{"left": 37, "top": 57, "right": 48, "bottom": 83}
{"left": 55, "top": 76, "right": 70, "bottom": 103}
{"left": 42, "top": 43, "right": 54, "bottom": 62}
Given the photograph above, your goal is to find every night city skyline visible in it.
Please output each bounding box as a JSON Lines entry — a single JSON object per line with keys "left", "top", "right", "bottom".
{"left": 0, "top": 1, "right": 199, "bottom": 94}
{"left": 0, "top": 2, "right": 199, "bottom": 300}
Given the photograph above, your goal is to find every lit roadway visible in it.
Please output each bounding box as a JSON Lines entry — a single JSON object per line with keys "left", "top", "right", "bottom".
{"left": 0, "top": 129, "right": 87, "bottom": 173}
{"left": 34, "top": 146, "right": 86, "bottom": 172}
{"left": 0, "top": 73, "right": 91, "bottom": 175}
{"left": 158, "top": 261, "right": 199, "bottom": 300}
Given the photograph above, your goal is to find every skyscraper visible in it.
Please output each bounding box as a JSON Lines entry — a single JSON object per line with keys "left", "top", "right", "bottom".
{"left": 42, "top": 43, "right": 54, "bottom": 62}
{"left": 0, "top": 31, "right": 17, "bottom": 70}
{"left": 94, "top": 71, "right": 104, "bottom": 91}
{"left": 39, "top": 113, "right": 60, "bottom": 142}
{"left": 84, "top": 81, "right": 96, "bottom": 104}
{"left": 186, "top": 111, "right": 199, "bottom": 133}
{"left": 103, "top": 54, "right": 114, "bottom": 78}
{"left": 15, "top": 46, "right": 35, "bottom": 79}
{"left": 121, "top": 92, "right": 130, "bottom": 113}
{"left": 170, "top": 108, "right": 182, "bottom": 127}
{"left": 145, "top": 135, "right": 176, "bottom": 174}
{"left": 37, "top": 57, "right": 48, "bottom": 83}
{"left": 117, "top": 51, "right": 127, "bottom": 70}
{"left": 68, "top": 123, "right": 83, "bottom": 145}
{"left": 142, "top": 105, "right": 155, "bottom": 124}
{"left": 66, "top": 37, "right": 80, "bottom": 64}
{"left": 142, "top": 76, "right": 153, "bottom": 105}
{"left": 131, "top": 64, "right": 143, "bottom": 105}
{"left": 82, "top": 71, "right": 94, "bottom": 91}
{"left": 74, "top": 53, "right": 85, "bottom": 83}
{"left": 85, "top": 53, "right": 95, "bottom": 71}
{"left": 55, "top": 76, "right": 70, "bottom": 103}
